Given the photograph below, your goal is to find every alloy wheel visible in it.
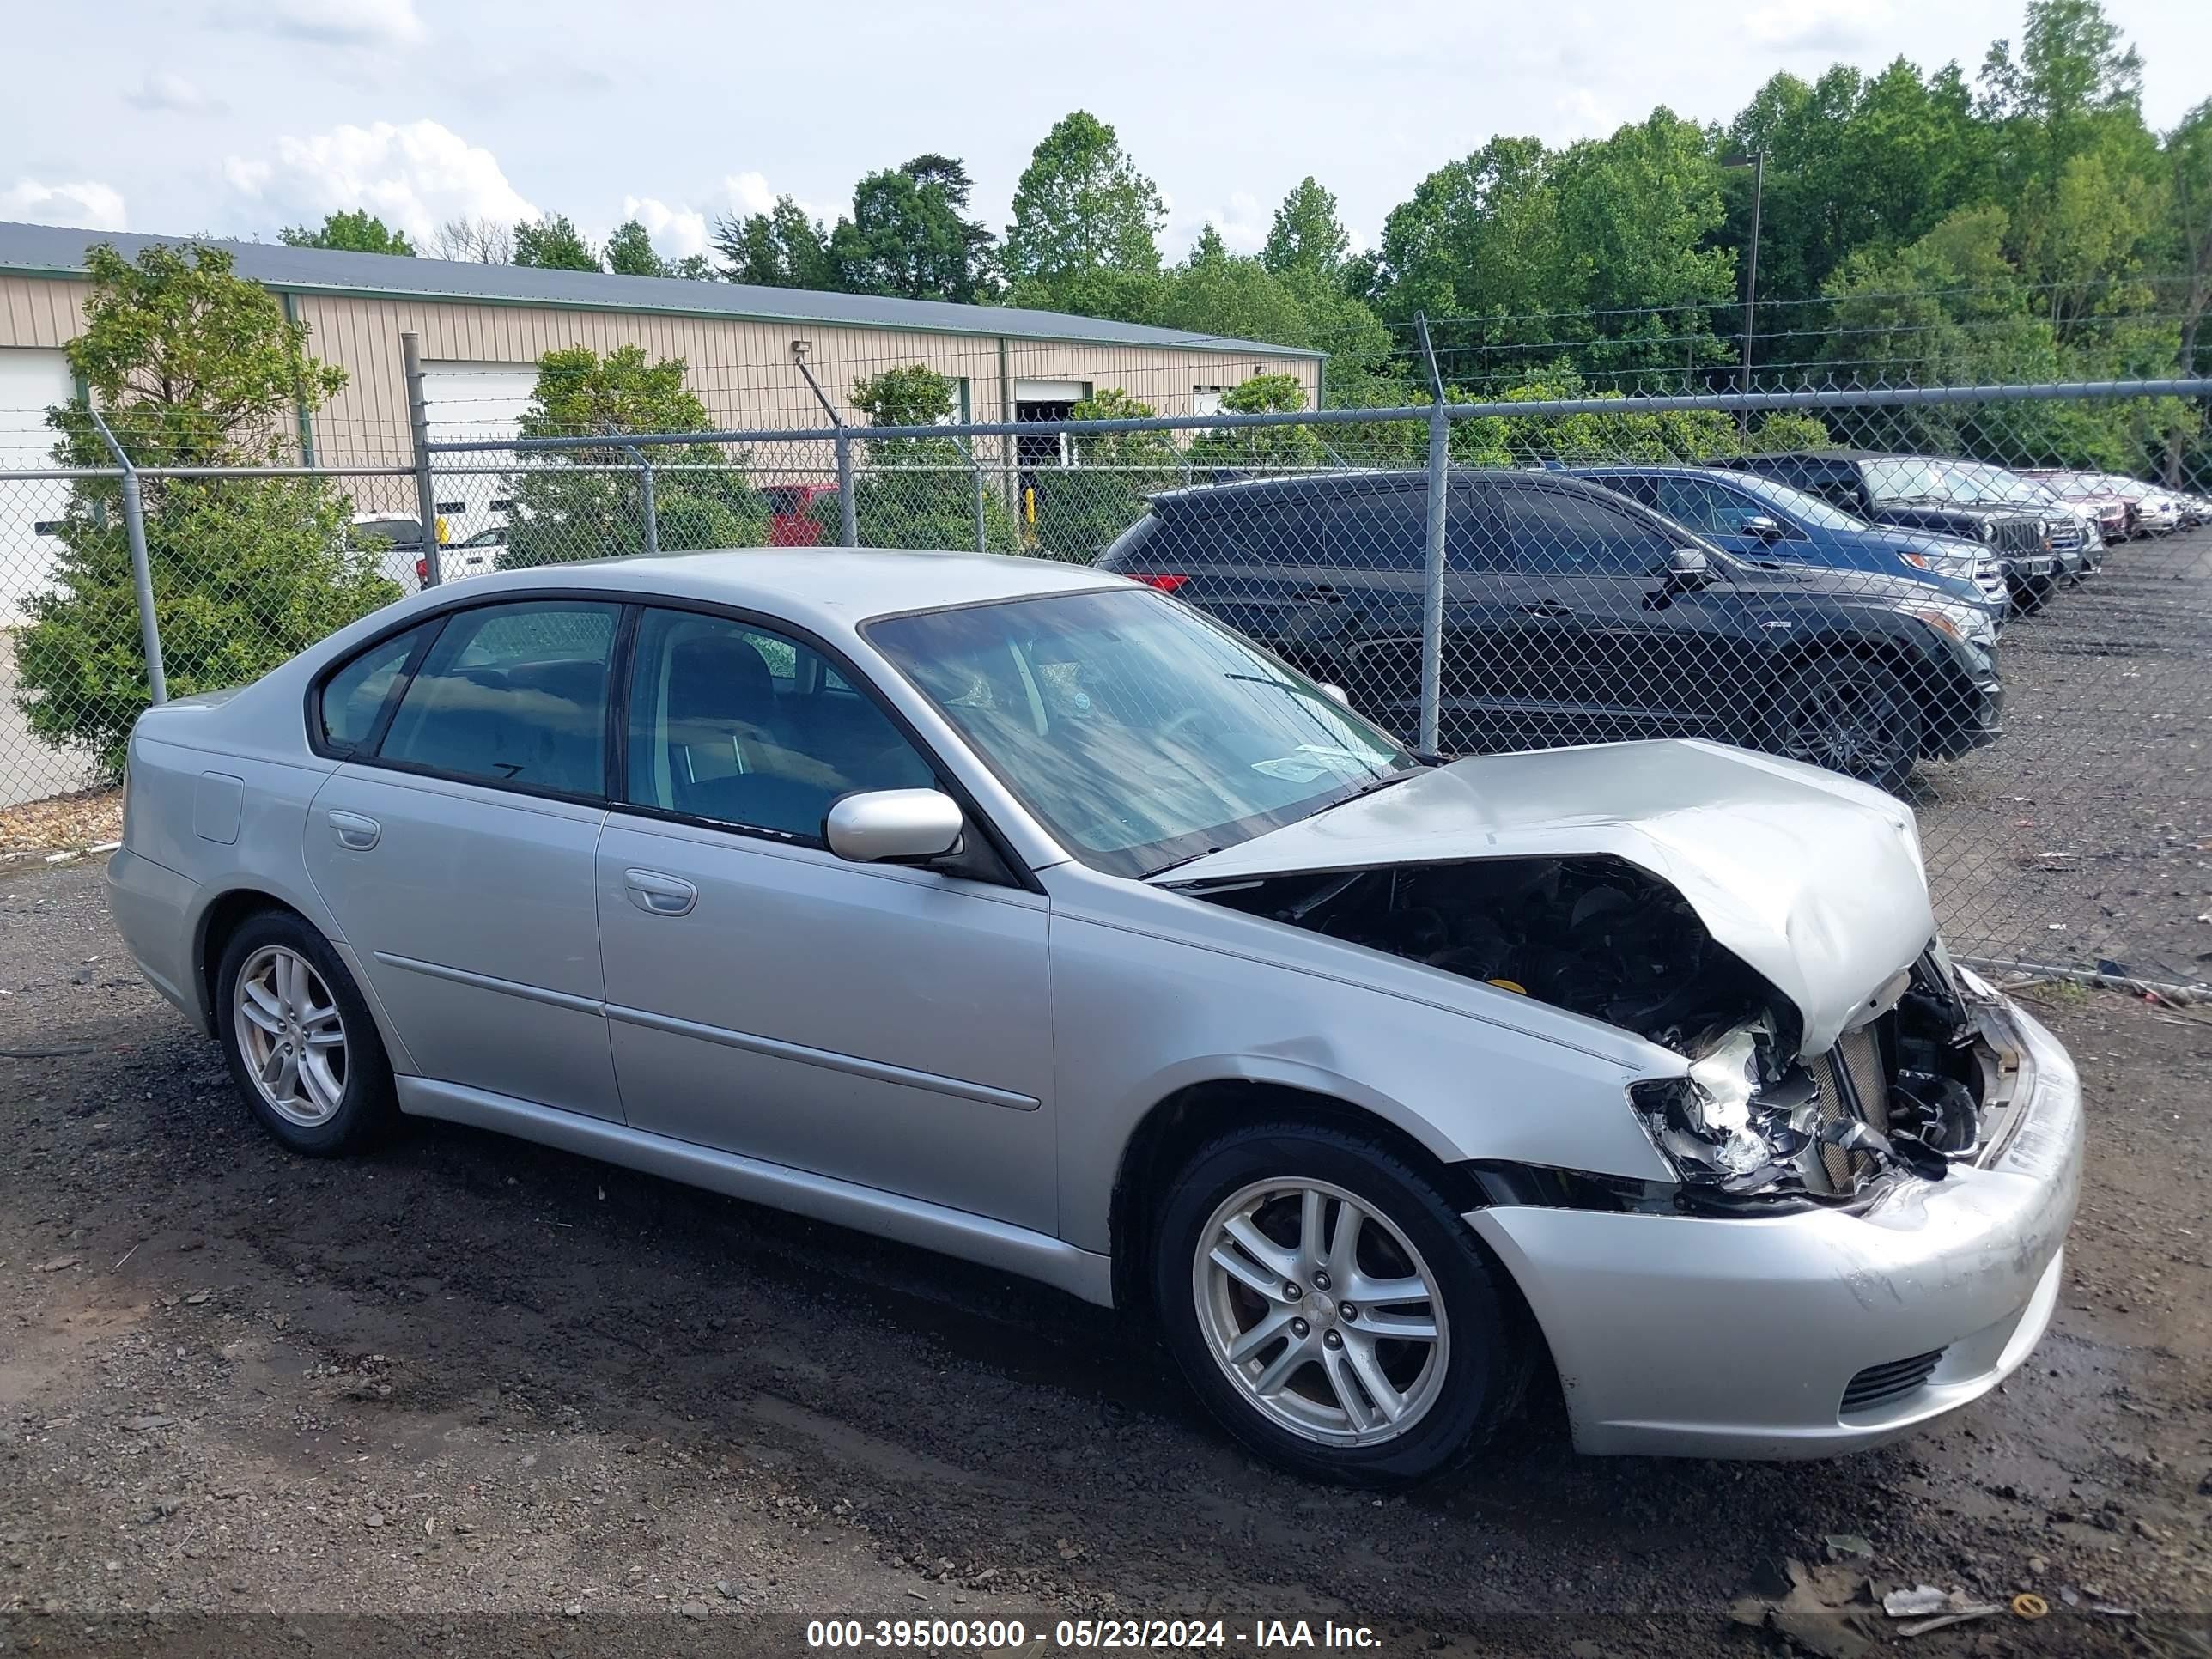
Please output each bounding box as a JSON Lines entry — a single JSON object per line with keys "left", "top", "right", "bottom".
{"left": 1192, "top": 1178, "right": 1451, "bottom": 1447}
{"left": 233, "top": 945, "right": 349, "bottom": 1127}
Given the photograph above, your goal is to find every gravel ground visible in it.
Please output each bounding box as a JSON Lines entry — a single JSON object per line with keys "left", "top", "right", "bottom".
{"left": 0, "top": 860, "right": 2207, "bottom": 1658}
{"left": 1912, "top": 525, "right": 2212, "bottom": 987}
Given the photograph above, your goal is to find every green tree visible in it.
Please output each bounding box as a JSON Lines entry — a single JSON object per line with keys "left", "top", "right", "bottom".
{"left": 812, "top": 366, "right": 1018, "bottom": 552}
{"left": 1188, "top": 372, "right": 1322, "bottom": 475}
{"left": 12, "top": 242, "right": 395, "bottom": 779}
{"left": 499, "top": 344, "right": 767, "bottom": 568}
{"left": 1548, "top": 110, "right": 1738, "bottom": 383}
{"left": 711, "top": 197, "right": 833, "bottom": 289}
{"left": 1002, "top": 111, "right": 1165, "bottom": 311}
{"left": 1152, "top": 226, "right": 1312, "bottom": 346}
{"left": 605, "top": 219, "right": 670, "bottom": 276}
{"left": 54, "top": 241, "right": 348, "bottom": 466}
{"left": 513, "top": 214, "right": 601, "bottom": 271}
{"left": 829, "top": 155, "right": 997, "bottom": 301}
{"left": 278, "top": 210, "right": 415, "bottom": 256}
{"left": 1261, "top": 177, "right": 1350, "bottom": 280}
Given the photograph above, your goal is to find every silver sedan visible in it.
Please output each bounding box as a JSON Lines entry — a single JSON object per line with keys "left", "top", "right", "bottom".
{"left": 107, "top": 550, "right": 2080, "bottom": 1484}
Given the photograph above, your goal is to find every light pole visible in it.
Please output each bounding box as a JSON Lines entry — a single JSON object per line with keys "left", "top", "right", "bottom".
{"left": 1724, "top": 151, "right": 1766, "bottom": 429}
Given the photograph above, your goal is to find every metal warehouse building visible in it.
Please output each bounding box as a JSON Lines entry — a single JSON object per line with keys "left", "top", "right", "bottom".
{"left": 0, "top": 219, "right": 1320, "bottom": 459}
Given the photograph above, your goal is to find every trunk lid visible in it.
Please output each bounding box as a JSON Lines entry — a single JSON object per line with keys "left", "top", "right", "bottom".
{"left": 1155, "top": 738, "right": 1933, "bottom": 1060}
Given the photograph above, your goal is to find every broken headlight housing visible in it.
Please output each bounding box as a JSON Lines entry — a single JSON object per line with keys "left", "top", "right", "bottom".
{"left": 1631, "top": 1018, "right": 1824, "bottom": 1195}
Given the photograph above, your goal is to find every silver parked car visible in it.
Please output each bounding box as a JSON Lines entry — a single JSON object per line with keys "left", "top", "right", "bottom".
{"left": 107, "top": 550, "right": 2081, "bottom": 1484}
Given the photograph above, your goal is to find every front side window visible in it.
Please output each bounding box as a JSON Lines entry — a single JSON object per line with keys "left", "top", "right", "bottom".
{"left": 376, "top": 600, "right": 619, "bottom": 796}
{"left": 867, "top": 587, "right": 1416, "bottom": 879}
{"left": 623, "top": 608, "right": 933, "bottom": 839}
{"left": 319, "top": 624, "right": 429, "bottom": 753}
{"left": 1729, "top": 474, "right": 1868, "bottom": 532}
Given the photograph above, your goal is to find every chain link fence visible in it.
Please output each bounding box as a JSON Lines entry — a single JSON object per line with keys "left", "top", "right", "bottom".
{"left": 5, "top": 376, "right": 2210, "bottom": 992}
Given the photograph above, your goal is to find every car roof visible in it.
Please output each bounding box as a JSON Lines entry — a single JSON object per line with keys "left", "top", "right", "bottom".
{"left": 1567, "top": 465, "right": 1773, "bottom": 484}
{"left": 422, "top": 548, "right": 1128, "bottom": 636}
{"left": 1144, "top": 467, "right": 1583, "bottom": 514}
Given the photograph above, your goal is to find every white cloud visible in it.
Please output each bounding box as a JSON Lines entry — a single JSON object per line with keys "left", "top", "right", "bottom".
{"left": 2, "top": 178, "right": 127, "bottom": 231}
{"left": 218, "top": 0, "right": 426, "bottom": 47}
{"left": 127, "top": 70, "right": 226, "bottom": 115}
{"left": 1744, "top": 0, "right": 1893, "bottom": 50}
{"left": 720, "top": 171, "right": 840, "bottom": 228}
{"left": 222, "top": 119, "right": 538, "bottom": 246}
{"left": 621, "top": 195, "right": 708, "bottom": 260}
{"left": 1553, "top": 86, "right": 1620, "bottom": 135}
{"left": 1198, "top": 191, "right": 1270, "bottom": 256}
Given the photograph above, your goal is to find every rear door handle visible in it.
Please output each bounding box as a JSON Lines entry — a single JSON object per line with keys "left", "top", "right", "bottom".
{"left": 326, "top": 810, "right": 381, "bottom": 851}
{"left": 624, "top": 868, "right": 698, "bottom": 917}
{"left": 1292, "top": 584, "right": 1343, "bottom": 605}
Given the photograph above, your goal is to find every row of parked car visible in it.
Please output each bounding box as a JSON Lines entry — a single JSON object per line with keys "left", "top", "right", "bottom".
{"left": 1097, "top": 451, "right": 2209, "bottom": 794}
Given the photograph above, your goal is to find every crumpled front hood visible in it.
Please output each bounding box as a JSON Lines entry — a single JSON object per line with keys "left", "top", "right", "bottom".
{"left": 1158, "top": 739, "right": 1934, "bottom": 1060}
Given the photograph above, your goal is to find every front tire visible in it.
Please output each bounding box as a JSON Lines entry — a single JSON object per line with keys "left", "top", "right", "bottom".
{"left": 1152, "top": 1123, "right": 1532, "bottom": 1486}
{"left": 215, "top": 911, "right": 395, "bottom": 1155}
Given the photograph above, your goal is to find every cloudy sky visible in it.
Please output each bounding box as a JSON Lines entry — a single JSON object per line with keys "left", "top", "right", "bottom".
{"left": 6, "top": 0, "right": 2207, "bottom": 265}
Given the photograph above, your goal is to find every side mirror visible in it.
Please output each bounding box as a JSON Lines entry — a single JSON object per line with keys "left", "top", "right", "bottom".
{"left": 1741, "top": 514, "right": 1786, "bottom": 541}
{"left": 1319, "top": 683, "right": 1351, "bottom": 707}
{"left": 824, "top": 789, "right": 964, "bottom": 865}
{"left": 1664, "top": 546, "right": 1711, "bottom": 587}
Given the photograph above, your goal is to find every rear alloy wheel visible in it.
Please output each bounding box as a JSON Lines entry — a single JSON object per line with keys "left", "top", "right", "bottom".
{"left": 216, "top": 911, "right": 394, "bottom": 1155}
{"left": 1765, "top": 655, "right": 1922, "bottom": 794}
{"left": 1154, "top": 1124, "right": 1530, "bottom": 1485}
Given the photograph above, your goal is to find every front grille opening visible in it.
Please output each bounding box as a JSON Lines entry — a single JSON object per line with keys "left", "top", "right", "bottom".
{"left": 1807, "top": 1025, "right": 1889, "bottom": 1192}
{"left": 1842, "top": 1348, "right": 1945, "bottom": 1413}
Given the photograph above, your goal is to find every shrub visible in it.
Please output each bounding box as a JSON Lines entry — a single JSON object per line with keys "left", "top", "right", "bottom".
{"left": 12, "top": 477, "right": 399, "bottom": 781}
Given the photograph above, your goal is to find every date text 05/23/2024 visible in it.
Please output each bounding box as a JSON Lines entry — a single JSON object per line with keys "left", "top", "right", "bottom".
{"left": 805, "top": 1618, "right": 1384, "bottom": 1650}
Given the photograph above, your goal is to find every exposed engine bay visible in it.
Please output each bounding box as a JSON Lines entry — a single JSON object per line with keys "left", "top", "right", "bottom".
{"left": 1195, "top": 856, "right": 2012, "bottom": 1207}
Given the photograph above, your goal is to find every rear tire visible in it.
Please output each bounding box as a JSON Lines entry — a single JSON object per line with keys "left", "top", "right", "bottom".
{"left": 1152, "top": 1122, "right": 1532, "bottom": 1486}
{"left": 215, "top": 910, "right": 395, "bottom": 1156}
{"left": 1762, "top": 654, "right": 1922, "bottom": 794}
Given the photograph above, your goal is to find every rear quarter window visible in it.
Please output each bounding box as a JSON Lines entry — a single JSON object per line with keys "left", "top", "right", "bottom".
{"left": 317, "top": 624, "right": 431, "bottom": 753}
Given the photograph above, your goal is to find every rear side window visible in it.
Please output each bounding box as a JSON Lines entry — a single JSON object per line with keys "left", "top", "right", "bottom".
{"left": 1328, "top": 489, "right": 1425, "bottom": 570}
{"left": 375, "top": 601, "right": 621, "bottom": 797}
{"left": 1490, "top": 483, "right": 1680, "bottom": 574}
{"left": 318, "top": 625, "right": 429, "bottom": 753}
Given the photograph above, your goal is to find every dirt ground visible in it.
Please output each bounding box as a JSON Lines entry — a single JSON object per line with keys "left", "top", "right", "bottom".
{"left": 1910, "top": 525, "right": 2212, "bottom": 989}
{"left": 1, "top": 860, "right": 2208, "bottom": 1658}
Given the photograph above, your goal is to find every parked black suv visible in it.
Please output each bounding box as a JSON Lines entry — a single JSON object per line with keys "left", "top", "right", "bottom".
{"left": 1728, "top": 451, "right": 2058, "bottom": 611}
{"left": 1097, "top": 470, "right": 2002, "bottom": 793}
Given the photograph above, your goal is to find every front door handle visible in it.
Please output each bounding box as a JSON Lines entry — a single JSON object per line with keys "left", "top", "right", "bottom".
{"left": 1517, "top": 602, "right": 1575, "bottom": 618}
{"left": 624, "top": 868, "right": 698, "bottom": 917}
{"left": 327, "top": 810, "right": 381, "bottom": 851}
{"left": 1292, "top": 584, "right": 1344, "bottom": 605}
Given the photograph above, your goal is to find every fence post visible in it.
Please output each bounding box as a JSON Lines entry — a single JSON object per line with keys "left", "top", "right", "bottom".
{"left": 86, "top": 410, "right": 167, "bottom": 707}
{"left": 607, "top": 433, "right": 657, "bottom": 556}
{"left": 1415, "top": 315, "right": 1447, "bottom": 755}
{"left": 401, "top": 333, "right": 443, "bottom": 587}
{"left": 833, "top": 430, "right": 858, "bottom": 548}
{"left": 794, "top": 350, "right": 860, "bottom": 549}
{"left": 635, "top": 451, "right": 658, "bottom": 556}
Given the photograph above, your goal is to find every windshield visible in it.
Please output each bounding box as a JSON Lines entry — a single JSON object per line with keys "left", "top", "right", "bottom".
{"left": 1726, "top": 473, "right": 1868, "bottom": 532}
{"left": 866, "top": 587, "right": 1420, "bottom": 880}
{"left": 1938, "top": 461, "right": 2047, "bottom": 507}
{"left": 1863, "top": 459, "right": 1950, "bottom": 504}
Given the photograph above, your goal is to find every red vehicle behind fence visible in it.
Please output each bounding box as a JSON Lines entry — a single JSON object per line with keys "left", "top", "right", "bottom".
{"left": 763, "top": 483, "right": 839, "bottom": 546}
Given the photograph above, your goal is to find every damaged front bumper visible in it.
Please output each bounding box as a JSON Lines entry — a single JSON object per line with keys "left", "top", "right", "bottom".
{"left": 1467, "top": 992, "right": 2081, "bottom": 1459}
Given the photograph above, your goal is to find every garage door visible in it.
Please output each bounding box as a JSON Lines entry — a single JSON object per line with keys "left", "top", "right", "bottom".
{"left": 1, "top": 349, "right": 76, "bottom": 626}
{"left": 422, "top": 362, "right": 539, "bottom": 556}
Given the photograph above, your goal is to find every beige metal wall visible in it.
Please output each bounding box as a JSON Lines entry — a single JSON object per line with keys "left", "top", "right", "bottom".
{"left": 0, "top": 276, "right": 1319, "bottom": 463}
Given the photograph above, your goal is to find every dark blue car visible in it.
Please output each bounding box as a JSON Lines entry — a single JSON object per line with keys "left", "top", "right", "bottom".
{"left": 1564, "top": 466, "right": 2009, "bottom": 624}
